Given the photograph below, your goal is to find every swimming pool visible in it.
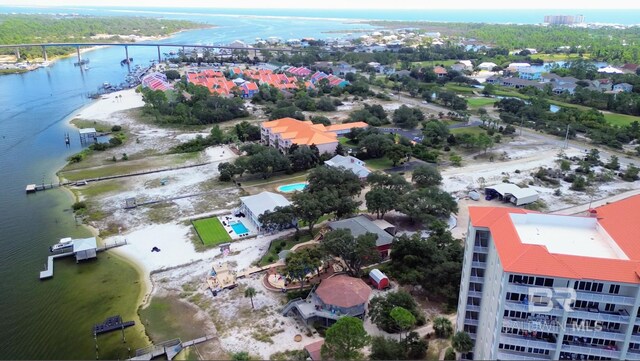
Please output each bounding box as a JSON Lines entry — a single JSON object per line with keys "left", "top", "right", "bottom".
{"left": 230, "top": 221, "right": 249, "bottom": 235}
{"left": 277, "top": 182, "right": 308, "bottom": 193}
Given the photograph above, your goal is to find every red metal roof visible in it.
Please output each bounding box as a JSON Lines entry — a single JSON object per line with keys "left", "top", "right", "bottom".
{"left": 469, "top": 195, "right": 640, "bottom": 283}
{"left": 315, "top": 275, "right": 371, "bottom": 308}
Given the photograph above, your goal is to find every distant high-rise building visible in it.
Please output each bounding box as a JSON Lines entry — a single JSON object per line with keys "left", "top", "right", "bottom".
{"left": 543, "top": 15, "right": 585, "bottom": 25}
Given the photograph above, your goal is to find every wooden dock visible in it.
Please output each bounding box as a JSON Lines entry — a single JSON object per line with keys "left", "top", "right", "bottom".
{"left": 39, "top": 240, "right": 127, "bottom": 279}
{"left": 25, "top": 162, "right": 212, "bottom": 194}
{"left": 39, "top": 251, "right": 74, "bottom": 279}
{"left": 93, "top": 315, "right": 135, "bottom": 335}
{"left": 129, "top": 335, "right": 215, "bottom": 361}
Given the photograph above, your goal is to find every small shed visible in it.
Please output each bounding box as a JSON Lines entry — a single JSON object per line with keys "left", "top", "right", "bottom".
{"left": 369, "top": 269, "right": 390, "bottom": 290}
{"left": 485, "top": 183, "right": 539, "bottom": 206}
{"left": 73, "top": 237, "right": 98, "bottom": 262}
{"left": 304, "top": 340, "right": 325, "bottom": 361}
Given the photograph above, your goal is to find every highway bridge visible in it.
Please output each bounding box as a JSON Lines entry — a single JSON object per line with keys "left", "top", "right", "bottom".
{"left": 0, "top": 42, "right": 306, "bottom": 63}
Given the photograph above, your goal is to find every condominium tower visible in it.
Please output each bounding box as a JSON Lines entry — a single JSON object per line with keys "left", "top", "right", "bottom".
{"left": 457, "top": 196, "right": 640, "bottom": 360}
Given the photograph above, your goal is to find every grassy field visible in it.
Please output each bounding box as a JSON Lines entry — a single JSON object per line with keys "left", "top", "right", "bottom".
{"left": 467, "top": 97, "right": 497, "bottom": 108}
{"left": 411, "top": 59, "right": 457, "bottom": 67}
{"left": 257, "top": 231, "right": 314, "bottom": 266}
{"left": 450, "top": 126, "right": 487, "bottom": 136}
{"left": 602, "top": 113, "right": 640, "bottom": 127}
{"left": 444, "top": 83, "right": 476, "bottom": 94}
{"left": 364, "top": 157, "right": 395, "bottom": 170}
{"left": 192, "top": 217, "right": 232, "bottom": 246}
{"left": 530, "top": 53, "right": 590, "bottom": 62}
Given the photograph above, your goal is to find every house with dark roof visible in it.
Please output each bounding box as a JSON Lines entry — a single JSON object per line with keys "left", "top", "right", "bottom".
{"left": 282, "top": 275, "right": 372, "bottom": 327}
{"left": 327, "top": 215, "right": 395, "bottom": 258}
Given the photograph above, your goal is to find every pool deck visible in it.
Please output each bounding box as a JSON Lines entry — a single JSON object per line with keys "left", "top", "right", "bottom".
{"left": 217, "top": 214, "right": 258, "bottom": 240}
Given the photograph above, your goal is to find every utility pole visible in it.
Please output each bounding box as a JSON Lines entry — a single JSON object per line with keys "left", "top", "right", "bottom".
{"left": 564, "top": 124, "right": 570, "bottom": 149}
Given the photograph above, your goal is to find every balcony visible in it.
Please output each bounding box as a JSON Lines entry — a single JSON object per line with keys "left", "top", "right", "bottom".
{"left": 507, "top": 283, "right": 547, "bottom": 295}
{"left": 499, "top": 333, "right": 557, "bottom": 351}
{"left": 560, "top": 343, "right": 621, "bottom": 359}
{"left": 575, "top": 290, "right": 636, "bottom": 306}
{"left": 504, "top": 300, "right": 564, "bottom": 317}
{"left": 469, "top": 276, "right": 484, "bottom": 283}
{"left": 631, "top": 333, "right": 640, "bottom": 343}
{"left": 627, "top": 348, "right": 640, "bottom": 360}
{"left": 468, "top": 290, "right": 483, "bottom": 298}
{"left": 473, "top": 246, "right": 488, "bottom": 253}
{"left": 497, "top": 350, "right": 551, "bottom": 360}
{"left": 568, "top": 308, "right": 630, "bottom": 324}
{"left": 563, "top": 324, "right": 626, "bottom": 342}
{"left": 464, "top": 318, "right": 479, "bottom": 326}
{"left": 471, "top": 261, "right": 486, "bottom": 268}
{"left": 502, "top": 318, "right": 560, "bottom": 334}
{"left": 466, "top": 304, "right": 481, "bottom": 312}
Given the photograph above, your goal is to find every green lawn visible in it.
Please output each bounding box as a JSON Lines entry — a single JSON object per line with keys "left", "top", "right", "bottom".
{"left": 257, "top": 231, "right": 314, "bottom": 266}
{"left": 450, "top": 126, "right": 487, "bottom": 136}
{"left": 444, "top": 83, "right": 476, "bottom": 94}
{"left": 364, "top": 157, "right": 395, "bottom": 170}
{"left": 467, "top": 97, "right": 497, "bottom": 108}
{"left": 602, "top": 113, "right": 640, "bottom": 127}
{"left": 192, "top": 217, "right": 232, "bottom": 246}
{"left": 530, "top": 53, "right": 591, "bottom": 62}
{"left": 411, "top": 59, "right": 457, "bottom": 67}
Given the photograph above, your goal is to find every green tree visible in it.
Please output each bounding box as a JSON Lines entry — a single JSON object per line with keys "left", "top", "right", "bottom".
{"left": 292, "top": 191, "right": 324, "bottom": 236}
{"left": 397, "top": 187, "right": 458, "bottom": 224}
{"left": 359, "top": 134, "right": 394, "bottom": 158}
{"left": 475, "top": 133, "right": 494, "bottom": 154}
{"left": 164, "top": 69, "right": 180, "bottom": 80}
{"left": 444, "top": 347, "right": 456, "bottom": 360}
{"left": 392, "top": 105, "right": 425, "bottom": 129}
{"left": 232, "top": 351, "right": 251, "bottom": 361}
{"left": 411, "top": 165, "right": 442, "bottom": 187}
{"left": 452, "top": 331, "right": 474, "bottom": 354}
{"left": 258, "top": 206, "right": 297, "bottom": 232}
{"left": 605, "top": 155, "right": 620, "bottom": 170}
{"left": 570, "top": 175, "right": 587, "bottom": 191}
{"left": 317, "top": 97, "right": 337, "bottom": 111}
{"left": 321, "top": 317, "right": 370, "bottom": 361}
{"left": 390, "top": 306, "right": 416, "bottom": 342}
{"left": 386, "top": 144, "right": 410, "bottom": 166}
{"left": 365, "top": 187, "right": 396, "bottom": 219}
{"left": 285, "top": 248, "right": 321, "bottom": 290}
{"left": 369, "top": 291, "right": 425, "bottom": 333}
{"left": 433, "top": 316, "right": 454, "bottom": 338}
{"left": 321, "top": 229, "right": 380, "bottom": 277}
{"left": 422, "top": 121, "right": 450, "bottom": 147}
{"left": 622, "top": 164, "right": 640, "bottom": 181}
{"left": 244, "top": 287, "right": 256, "bottom": 309}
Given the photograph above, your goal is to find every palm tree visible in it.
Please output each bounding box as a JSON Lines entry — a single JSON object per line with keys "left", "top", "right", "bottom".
{"left": 433, "top": 316, "right": 453, "bottom": 338}
{"left": 244, "top": 287, "right": 257, "bottom": 309}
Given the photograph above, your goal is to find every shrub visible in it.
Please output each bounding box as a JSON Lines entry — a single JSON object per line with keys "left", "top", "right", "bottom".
{"left": 444, "top": 348, "right": 456, "bottom": 360}
{"left": 109, "top": 137, "right": 123, "bottom": 146}
{"left": 111, "top": 125, "right": 122, "bottom": 132}
{"left": 72, "top": 201, "right": 87, "bottom": 211}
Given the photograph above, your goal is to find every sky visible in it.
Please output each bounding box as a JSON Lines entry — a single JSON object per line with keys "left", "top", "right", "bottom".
{"left": 1, "top": 0, "right": 639, "bottom": 9}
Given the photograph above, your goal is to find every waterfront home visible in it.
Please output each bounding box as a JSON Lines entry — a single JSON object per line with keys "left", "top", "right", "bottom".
{"left": 141, "top": 72, "right": 173, "bottom": 91}
{"left": 597, "top": 66, "right": 624, "bottom": 74}
{"left": 238, "top": 192, "right": 292, "bottom": 232}
{"left": 324, "top": 155, "right": 371, "bottom": 180}
{"left": 500, "top": 77, "right": 543, "bottom": 90}
{"left": 613, "top": 83, "right": 634, "bottom": 93}
{"left": 283, "top": 275, "right": 372, "bottom": 327}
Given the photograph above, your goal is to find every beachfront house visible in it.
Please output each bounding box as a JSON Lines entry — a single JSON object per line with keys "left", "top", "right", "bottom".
{"left": 238, "top": 192, "right": 292, "bottom": 232}
{"left": 324, "top": 155, "right": 371, "bottom": 180}
{"left": 327, "top": 215, "right": 395, "bottom": 258}
{"left": 282, "top": 275, "right": 372, "bottom": 327}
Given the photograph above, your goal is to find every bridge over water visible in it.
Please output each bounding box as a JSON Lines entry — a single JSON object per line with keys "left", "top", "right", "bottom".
{"left": 0, "top": 42, "right": 306, "bottom": 64}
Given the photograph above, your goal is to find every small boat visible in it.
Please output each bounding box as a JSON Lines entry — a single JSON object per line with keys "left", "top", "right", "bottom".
{"left": 84, "top": 65, "right": 89, "bottom": 71}
{"left": 50, "top": 237, "right": 73, "bottom": 252}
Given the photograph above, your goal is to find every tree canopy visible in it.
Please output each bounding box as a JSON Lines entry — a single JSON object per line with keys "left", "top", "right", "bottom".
{"left": 321, "top": 229, "right": 380, "bottom": 277}
{"left": 321, "top": 317, "right": 370, "bottom": 360}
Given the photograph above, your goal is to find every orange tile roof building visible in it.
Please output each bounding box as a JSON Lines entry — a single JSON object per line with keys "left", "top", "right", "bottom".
{"left": 457, "top": 196, "right": 640, "bottom": 361}
{"left": 260, "top": 118, "right": 368, "bottom": 155}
